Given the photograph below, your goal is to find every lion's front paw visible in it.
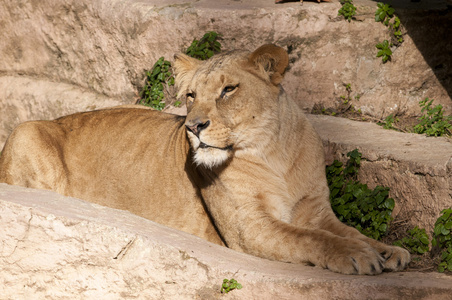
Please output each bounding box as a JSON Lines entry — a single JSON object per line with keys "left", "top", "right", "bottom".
{"left": 324, "top": 238, "right": 385, "bottom": 275}
{"left": 380, "top": 245, "right": 411, "bottom": 271}
{"left": 364, "top": 240, "right": 411, "bottom": 271}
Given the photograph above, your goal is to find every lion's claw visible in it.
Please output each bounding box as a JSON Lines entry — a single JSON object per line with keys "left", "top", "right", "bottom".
{"left": 324, "top": 238, "right": 386, "bottom": 275}
{"left": 380, "top": 246, "right": 411, "bottom": 271}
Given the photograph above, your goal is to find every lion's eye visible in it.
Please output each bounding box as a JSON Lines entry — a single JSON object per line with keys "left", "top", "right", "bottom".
{"left": 220, "top": 84, "right": 239, "bottom": 99}
{"left": 186, "top": 92, "right": 195, "bottom": 107}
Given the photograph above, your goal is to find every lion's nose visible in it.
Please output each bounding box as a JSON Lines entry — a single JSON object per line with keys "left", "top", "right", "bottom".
{"left": 185, "top": 120, "right": 210, "bottom": 137}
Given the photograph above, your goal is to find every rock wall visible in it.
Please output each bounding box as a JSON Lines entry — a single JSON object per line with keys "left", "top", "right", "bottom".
{"left": 1, "top": 0, "right": 451, "bottom": 148}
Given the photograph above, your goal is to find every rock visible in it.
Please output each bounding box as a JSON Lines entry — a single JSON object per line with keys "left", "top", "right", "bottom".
{"left": 1, "top": 183, "right": 452, "bottom": 299}
{"left": 1, "top": 0, "right": 451, "bottom": 149}
{"left": 308, "top": 114, "right": 452, "bottom": 234}
{"left": 0, "top": 76, "right": 125, "bottom": 148}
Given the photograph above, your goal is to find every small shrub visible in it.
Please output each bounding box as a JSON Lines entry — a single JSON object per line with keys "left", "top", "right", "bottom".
{"left": 375, "top": 2, "right": 395, "bottom": 26}
{"left": 376, "top": 40, "right": 392, "bottom": 63}
{"left": 338, "top": 0, "right": 357, "bottom": 22}
{"left": 138, "top": 57, "right": 174, "bottom": 110}
{"left": 432, "top": 208, "right": 452, "bottom": 272}
{"left": 340, "top": 83, "right": 353, "bottom": 104}
{"left": 334, "top": 83, "right": 362, "bottom": 115}
{"left": 392, "top": 16, "right": 404, "bottom": 44}
{"left": 221, "top": 279, "right": 242, "bottom": 294}
{"left": 326, "top": 149, "right": 395, "bottom": 240}
{"left": 438, "top": 248, "right": 452, "bottom": 273}
{"left": 185, "top": 31, "right": 222, "bottom": 60}
{"left": 413, "top": 98, "right": 452, "bottom": 137}
{"left": 377, "top": 114, "right": 398, "bottom": 130}
{"left": 374, "top": 3, "right": 404, "bottom": 61}
{"left": 394, "top": 227, "right": 430, "bottom": 255}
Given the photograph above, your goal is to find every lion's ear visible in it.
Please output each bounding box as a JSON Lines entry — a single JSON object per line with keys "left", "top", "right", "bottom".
{"left": 173, "top": 53, "right": 201, "bottom": 75}
{"left": 173, "top": 53, "right": 202, "bottom": 97}
{"left": 248, "top": 44, "right": 289, "bottom": 85}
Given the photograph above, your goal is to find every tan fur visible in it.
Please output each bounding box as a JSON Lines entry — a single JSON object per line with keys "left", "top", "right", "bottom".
{"left": 0, "top": 45, "right": 409, "bottom": 274}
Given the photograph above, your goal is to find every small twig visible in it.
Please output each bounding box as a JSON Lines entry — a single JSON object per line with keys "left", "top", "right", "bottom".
{"left": 410, "top": 266, "right": 435, "bottom": 272}
{"left": 390, "top": 218, "right": 409, "bottom": 225}
{"left": 113, "top": 237, "right": 136, "bottom": 260}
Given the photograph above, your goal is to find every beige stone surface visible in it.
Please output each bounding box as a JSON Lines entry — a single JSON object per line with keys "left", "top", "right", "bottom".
{"left": 308, "top": 114, "right": 452, "bottom": 234}
{"left": 1, "top": 0, "right": 451, "bottom": 149}
{"left": 1, "top": 183, "right": 452, "bottom": 299}
{"left": 0, "top": 76, "right": 124, "bottom": 150}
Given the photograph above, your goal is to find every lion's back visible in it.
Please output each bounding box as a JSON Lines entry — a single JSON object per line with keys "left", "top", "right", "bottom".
{"left": 0, "top": 107, "right": 223, "bottom": 244}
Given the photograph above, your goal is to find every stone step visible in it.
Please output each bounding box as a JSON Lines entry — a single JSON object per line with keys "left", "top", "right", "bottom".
{"left": 1, "top": 183, "right": 451, "bottom": 299}
{"left": 308, "top": 114, "right": 452, "bottom": 234}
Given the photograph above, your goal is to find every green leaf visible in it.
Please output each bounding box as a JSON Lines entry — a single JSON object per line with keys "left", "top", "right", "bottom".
{"left": 379, "top": 223, "right": 387, "bottom": 232}
{"left": 387, "top": 7, "right": 395, "bottom": 16}
{"left": 441, "top": 227, "right": 450, "bottom": 235}
{"left": 420, "top": 236, "right": 429, "bottom": 245}
{"left": 384, "top": 198, "right": 395, "bottom": 210}
{"left": 445, "top": 221, "right": 452, "bottom": 230}
{"left": 151, "top": 66, "right": 161, "bottom": 77}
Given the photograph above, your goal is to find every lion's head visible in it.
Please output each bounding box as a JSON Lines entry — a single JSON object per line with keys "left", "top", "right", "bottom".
{"left": 173, "top": 45, "right": 289, "bottom": 168}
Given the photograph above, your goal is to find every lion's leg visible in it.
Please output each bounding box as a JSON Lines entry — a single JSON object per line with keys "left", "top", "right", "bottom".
{"left": 214, "top": 203, "right": 385, "bottom": 275}
{"left": 291, "top": 196, "right": 410, "bottom": 272}
{"left": 0, "top": 121, "right": 67, "bottom": 193}
{"left": 201, "top": 177, "right": 386, "bottom": 274}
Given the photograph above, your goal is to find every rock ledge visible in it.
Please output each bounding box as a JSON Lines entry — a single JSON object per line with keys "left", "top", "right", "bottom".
{"left": 1, "top": 183, "right": 451, "bottom": 299}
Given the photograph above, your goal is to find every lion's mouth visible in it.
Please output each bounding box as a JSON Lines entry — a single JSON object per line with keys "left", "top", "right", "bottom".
{"left": 199, "top": 142, "right": 232, "bottom": 151}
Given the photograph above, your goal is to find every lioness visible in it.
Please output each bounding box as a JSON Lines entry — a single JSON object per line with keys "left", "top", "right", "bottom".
{"left": 0, "top": 45, "right": 409, "bottom": 274}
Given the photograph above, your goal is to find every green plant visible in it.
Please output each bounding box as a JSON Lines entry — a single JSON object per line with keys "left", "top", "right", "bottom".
{"left": 413, "top": 98, "right": 452, "bottom": 137}
{"left": 374, "top": 3, "right": 403, "bottom": 61}
{"left": 432, "top": 208, "right": 452, "bottom": 272}
{"left": 377, "top": 114, "right": 399, "bottom": 130}
{"left": 138, "top": 57, "right": 175, "bottom": 110}
{"left": 221, "top": 279, "right": 243, "bottom": 293}
{"left": 392, "top": 16, "right": 403, "bottom": 43}
{"left": 338, "top": 0, "right": 357, "bottom": 22}
{"left": 376, "top": 40, "right": 392, "bottom": 63}
{"left": 336, "top": 83, "right": 362, "bottom": 115}
{"left": 375, "top": 2, "right": 395, "bottom": 26}
{"left": 185, "top": 31, "right": 222, "bottom": 60}
{"left": 393, "top": 227, "right": 430, "bottom": 255}
{"left": 438, "top": 248, "right": 452, "bottom": 273}
{"left": 326, "top": 149, "right": 395, "bottom": 240}
{"left": 340, "top": 83, "right": 352, "bottom": 104}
